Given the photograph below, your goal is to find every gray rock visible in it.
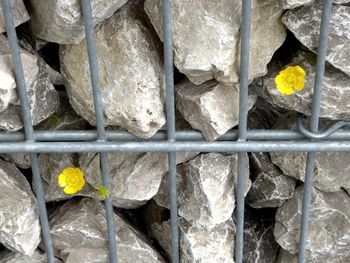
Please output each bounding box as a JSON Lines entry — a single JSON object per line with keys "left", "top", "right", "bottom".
{"left": 243, "top": 208, "right": 279, "bottom": 263}
{"left": 0, "top": 35, "right": 59, "bottom": 131}
{"left": 154, "top": 153, "right": 251, "bottom": 227}
{"left": 282, "top": 4, "right": 350, "bottom": 76}
{"left": 150, "top": 216, "right": 235, "bottom": 263}
{"left": 0, "top": 153, "right": 31, "bottom": 170}
{"left": 81, "top": 151, "right": 198, "bottom": 208}
{"left": 60, "top": 2, "right": 166, "bottom": 138}
{"left": 0, "top": 160, "right": 41, "bottom": 256}
{"left": 176, "top": 80, "right": 257, "bottom": 141}
{"left": 0, "top": 249, "right": 62, "bottom": 263}
{"left": 275, "top": 249, "right": 297, "bottom": 263}
{"left": 274, "top": 186, "right": 350, "bottom": 262}
{"left": 0, "top": 0, "right": 29, "bottom": 33}
{"left": 270, "top": 112, "right": 350, "bottom": 192}
{"left": 247, "top": 152, "right": 296, "bottom": 208}
{"left": 281, "top": 1, "right": 350, "bottom": 9}
{"left": 27, "top": 0, "right": 127, "bottom": 44}
{"left": 49, "top": 198, "right": 164, "bottom": 263}
{"left": 144, "top": 0, "right": 286, "bottom": 85}
{"left": 261, "top": 49, "right": 350, "bottom": 120}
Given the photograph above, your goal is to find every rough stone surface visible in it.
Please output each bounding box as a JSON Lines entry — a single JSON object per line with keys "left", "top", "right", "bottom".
{"left": 261, "top": 49, "right": 350, "bottom": 120}
{"left": 0, "top": 35, "right": 59, "bottom": 131}
{"left": 0, "top": 0, "right": 30, "bottom": 33}
{"left": 281, "top": 1, "right": 350, "bottom": 9}
{"left": 144, "top": 0, "right": 286, "bottom": 85}
{"left": 0, "top": 249, "right": 62, "bottom": 263}
{"left": 176, "top": 80, "right": 257, "bottom": 140}
{"left": 81, "top": 151, "right": 198, "bottom": 208}
{"left": 247, "top": 152, "right": 296, "bottom": 208}
{"left": 270, "top": 112, "right": 350, "bottom": 192}
{"left": 146, "top": 207, "right": 235, "bottom": 263}
{"left": 154, "top": 153, "right": 251, "bottom": 227}
{"left": 283, "top": 4, "right": 350, "bottom": 76}
{"left": 0, "top": 160, "right": 41, "bottom": 256}
{"left": 27, "top": 0, "right": 128, "bottom": 44}
{"left": 243, "top": 208, "right": 279, "bottom": 263}
{"left": 49, "top": 198, "right": 164, "bottom": 263}
{"left": 274, "top": 186, "right": 350, "bottom": 262}
{"left": 275, "top": 249, "right": 297, "bottom": 263}
{"left": 60, "top": 2, "right": 166, "bottom": 138}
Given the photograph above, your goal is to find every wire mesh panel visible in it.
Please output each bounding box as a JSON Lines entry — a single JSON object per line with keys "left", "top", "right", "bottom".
{"left": 0, "top": 0, "right": 345, "bottom": 263}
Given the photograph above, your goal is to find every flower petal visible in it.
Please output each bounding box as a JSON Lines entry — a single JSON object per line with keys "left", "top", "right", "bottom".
{"left": 294, "top": 65, "right": 306, "bottom": 77}
{"left": 64, "top": 186, "right": 78, "bottom": 195}
{"left": 294, "top": 77, "right": 305, "bottom": 91}
{"left": 275, "top": 74, "right": 294, "bottom": 95}
{"left": 58, "top": 172, "right": 67, "bottom": 187}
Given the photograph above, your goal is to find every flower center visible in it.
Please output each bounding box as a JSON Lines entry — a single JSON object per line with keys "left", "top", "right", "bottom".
{"left": 66, "top": 174, "right": 80, "bottom": 187}
{"left": 285, "top": 75, "right": 296, "bottom": 85}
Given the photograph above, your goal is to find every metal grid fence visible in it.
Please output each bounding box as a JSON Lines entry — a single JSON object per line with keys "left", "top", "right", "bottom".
{"left": 0, "top": 0, "right": 344, "bottom": 263}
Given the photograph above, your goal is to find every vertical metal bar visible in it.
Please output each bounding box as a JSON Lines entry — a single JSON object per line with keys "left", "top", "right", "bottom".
{"left": 235, "top": 1, "right": 251, "bottom": 263}
{"left": 162, "top": 0, "right": 179, "bottom": 262}
{"left": 298, "top": 1, "right": 333, "bottom": 263}
{"left": 1, "top": 1, "right": 55, "bottom": 262}
{"left": 80, "top": 1, "right": 117, "bottom": 262}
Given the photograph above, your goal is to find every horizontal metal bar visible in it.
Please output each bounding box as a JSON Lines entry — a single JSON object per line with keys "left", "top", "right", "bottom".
{"left": 2, "top": 129, "right": 350, "bottom": 142}
{"left": 1, "top": 140, "right": 350, "bottom": 153}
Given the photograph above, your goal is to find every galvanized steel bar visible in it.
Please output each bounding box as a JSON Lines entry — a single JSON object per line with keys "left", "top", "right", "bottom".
{"left": 162, "top": 0, "right": 179, "bottom": 262}
{"left": 2, "top": 129, "right": 350, "bottom": 142}
{"left": 235, "top": 1, "right": 252, "bottom": 262}
{"left": 2, "top": 140, "right": 350, "bottom": 153}
{"left": 1, "top": 1, "right": 55, "bottom": 262}
{"left": 298, "top": 1, "right": 333, "bottom": 263}
{"left": 81, "top": 1, "right": 117, "bottom": 262}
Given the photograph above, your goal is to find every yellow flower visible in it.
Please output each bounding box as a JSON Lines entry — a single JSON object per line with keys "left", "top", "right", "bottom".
{"left": 97, "top": 185, "right": 110, "bottom": 199}
{"left": 58, "top": 167, "right": 85, "bottom": 195}
{"left": 275, "top": 65, "right": 306, "bottom": 95}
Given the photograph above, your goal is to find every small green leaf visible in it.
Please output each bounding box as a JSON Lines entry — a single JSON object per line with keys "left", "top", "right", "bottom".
{"left": 49, "top": 115, "right": 59, "bottom": 127}
{"left": 97, "top": 185, "right": 110, "bottom": 199}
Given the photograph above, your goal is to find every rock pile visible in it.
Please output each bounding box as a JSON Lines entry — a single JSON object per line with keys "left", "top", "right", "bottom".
{"left": 0, "top": 0, "right": 350, "bottom": 262}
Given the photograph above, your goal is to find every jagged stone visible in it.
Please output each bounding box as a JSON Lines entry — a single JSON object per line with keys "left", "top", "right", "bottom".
{"left": 243, "top": 208, "right": 279, "bottom": 263}
{"left": 0, "top": 0, "right": 29, "bottom": 33}
{"left": 0, "top": 160, "right": 40, "bottom": 256}
{"left": 27, "top": 0, "right": 128, "bottom": 44}
{"left": 60, "top": 2, "right": 165, "bottom": 138}
{"left": 282, "top": 4, "right": 350, "bottom": 76}
{"left": 274, "top": 186, "right": 350, "bottom": 262}
{"left": 154, "top": 153, "right": 251, "bottom": 227}
{"left": 81, "top": 151, "right": 198, "bottom": 208}
{"left": 0, "top": 249, "right": 62, "bottom": 263}
{"left": 144, "top": 0, "right": 286, "bottom": 85}
{"left": 247, "top": 152, "right": 296, "bottom": 208}
{"left": 49, "top": 198, "right": 165, "bottom": 263}
{"left": 149, "top": 214, "right": 235, "bottom": 263}
{"left": 176, "top": 80, "right": 257, "bottom": 140}
{"left": 281, "top": 1, "right": 350, "bottom": 9}
{"left": 275, "top": 249, "right": 297, "bottom": 263}
{"left": 0, "top": 35, "right": 59, "bottom": 131}
{"left": 261, "top": 49, "right": 350, "bottom": 120}
{"left": 270, "top": 112, "right": 350, "bottom": 192}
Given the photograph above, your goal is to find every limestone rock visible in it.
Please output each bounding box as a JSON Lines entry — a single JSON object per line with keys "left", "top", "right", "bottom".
{"left": 274, "top": 186, "right": 350, "bottom": 262}
{"left": 0, "top": 249, "right": 62, "bottom": 263}
{"left": 144, "top": 0, "right": 286, "bottom": 85}
{"left": 0, "top": 0, "right": 29, "bottom": 33}
{"left": 0, "top": 160, "right": 41, "bottom": 256}
{"left": 270, "top": 112, "right": 350, "bottom": 192}
{"left": 49, "top": 198, "right": 164, "bottom": 262}
{"left": 81, "top": 151, "right": 198, "bottom": 208}
{"left": 150, "top": 216, "right": 235, "bottom": 263}
{"left": 261, "top": 49, "right": 350, "bottom": 120}
{"left": 275, "top": 249, "right": 297, "bottom": 263}
{"left": 282, "top": 4, "right": 350, "bottom": 76}
{"left": 0, "top": 153, "right": 31, "bottom": 169}
{"left": 247, "top": 152, "right": 296, "bottom": 208}
{"left": 176, "top": 80, "right": 257, "bottom": 140}
{"left": 27, "top": 0, "right": 128, "bottom": 44}
{"left": 281, "top": 1, "right": 350, "bottom": 9}
{"left": 154, "top": 153, "right": 251, "bottom": 227}
{"left": 243, "top": 208, "right": 279, "bottom": 263}
{"left": 0, "top": 35, "right": 59, "bottom": 131}
{"left": 60, "top": 3, "right": 166, "bottom": 138}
